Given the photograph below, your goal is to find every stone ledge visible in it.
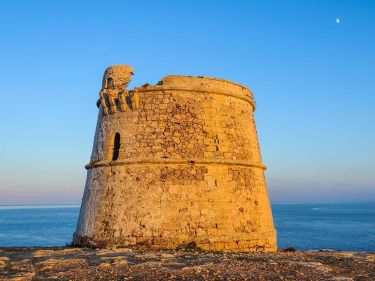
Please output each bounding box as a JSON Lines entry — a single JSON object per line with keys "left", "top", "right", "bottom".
{"left": 85, "top": 158, "right": 267, "bottom": 170}
{"left": 134, "top": 86, "right": 256, "bottom": 111}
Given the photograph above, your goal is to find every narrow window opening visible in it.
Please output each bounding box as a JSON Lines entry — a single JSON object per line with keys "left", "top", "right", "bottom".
{"left": 112, "top": 133, "right": 120, "bottom": 161}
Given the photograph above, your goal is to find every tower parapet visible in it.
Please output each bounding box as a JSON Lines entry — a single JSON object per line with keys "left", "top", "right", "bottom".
{"left": 74, "top": 65, "right": 277, "bottom": 252}
{"left": 98, "top": 65, "right": 139, "bottom": 115}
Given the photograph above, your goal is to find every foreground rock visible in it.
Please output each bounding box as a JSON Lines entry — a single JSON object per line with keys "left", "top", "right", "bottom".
{"left": 0, "top": 247, "right": 374, "bottom": 280}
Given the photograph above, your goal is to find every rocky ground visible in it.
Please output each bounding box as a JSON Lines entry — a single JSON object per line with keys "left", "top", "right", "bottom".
{"left": 0, "top": 247, "right": 374, "bottom": 280}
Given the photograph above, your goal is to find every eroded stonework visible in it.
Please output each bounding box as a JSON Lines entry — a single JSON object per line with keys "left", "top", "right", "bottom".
{"left": 74, "top": 65, "right": 277, "bottom": 252}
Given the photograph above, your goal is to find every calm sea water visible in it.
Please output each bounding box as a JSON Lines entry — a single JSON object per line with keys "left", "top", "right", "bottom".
{"left": 0, "top": 203, "right": 374, "bottom": 251}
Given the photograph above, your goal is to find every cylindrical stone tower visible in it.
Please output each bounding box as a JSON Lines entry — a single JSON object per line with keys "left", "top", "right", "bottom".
{"left": 74, "top": 64, "right": 277, "bottom": 252}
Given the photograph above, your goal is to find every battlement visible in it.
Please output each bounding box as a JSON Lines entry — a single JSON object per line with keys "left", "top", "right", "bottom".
{"left": 102, "top": 64, "right": 134, "bottom": 90}
{"left": 163, "top": 75, "right": 251, "bottom": 94}
{"left": 135, "top": 75, "right": 255, "bottom": 108}
{"left": 97, "top": 73, "right": 256, "bottom": 115}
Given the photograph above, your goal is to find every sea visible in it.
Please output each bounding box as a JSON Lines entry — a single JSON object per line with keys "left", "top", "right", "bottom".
{"left": 0, "top": 203, "right": 374, "bottom": 252}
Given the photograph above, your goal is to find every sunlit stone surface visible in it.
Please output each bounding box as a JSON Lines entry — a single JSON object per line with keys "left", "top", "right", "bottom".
{"left": 74, "top": 65, "right": 277, "bottom": 252}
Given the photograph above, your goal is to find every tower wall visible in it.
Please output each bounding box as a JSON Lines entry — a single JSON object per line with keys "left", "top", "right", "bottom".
{"left": 74, "top": 72, "right": 277, "bottom": 252}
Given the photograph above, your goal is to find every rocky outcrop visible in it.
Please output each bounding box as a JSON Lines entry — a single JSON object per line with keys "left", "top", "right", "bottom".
{"left": 1, "top": 247, "right": 374, "bottom": 280}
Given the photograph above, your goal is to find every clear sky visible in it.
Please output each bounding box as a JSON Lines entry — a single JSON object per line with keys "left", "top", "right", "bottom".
{"left": 0, "top": 0, "right": 374, "bottom": 204}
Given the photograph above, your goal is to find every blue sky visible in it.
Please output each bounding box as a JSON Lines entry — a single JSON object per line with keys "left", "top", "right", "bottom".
{"left": 0, "top": 0, "right": 374, "bottom": 204}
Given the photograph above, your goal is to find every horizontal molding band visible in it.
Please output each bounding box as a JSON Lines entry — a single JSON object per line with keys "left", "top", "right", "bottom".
{"left": 134, "top": 86, "right": 256, "bottom": 111}
{"left": 85, "top": 158, "right": 266, "bottom": 170}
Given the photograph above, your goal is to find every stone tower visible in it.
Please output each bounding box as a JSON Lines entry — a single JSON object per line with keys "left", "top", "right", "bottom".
{"left": 74, "top": 64, "right": 277, "bottom": 252}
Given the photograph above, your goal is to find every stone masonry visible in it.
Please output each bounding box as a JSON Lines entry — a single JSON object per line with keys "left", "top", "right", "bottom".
{"left": 73, "top": 65, "right": 277, "bottom": 252}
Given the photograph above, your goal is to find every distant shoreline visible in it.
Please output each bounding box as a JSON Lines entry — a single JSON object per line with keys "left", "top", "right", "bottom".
{"left": 1, "top": 202, "right": 374, "bottom": 207}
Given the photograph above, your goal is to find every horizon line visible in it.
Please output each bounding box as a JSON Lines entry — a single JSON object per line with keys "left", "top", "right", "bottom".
{"left": 1, "top": 201, "right": 375, "bottom": 208}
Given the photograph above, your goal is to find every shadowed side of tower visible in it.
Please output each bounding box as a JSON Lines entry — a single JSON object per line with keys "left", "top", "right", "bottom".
{"left": 73, "top": 65, "right": 277, "bottom": 252}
